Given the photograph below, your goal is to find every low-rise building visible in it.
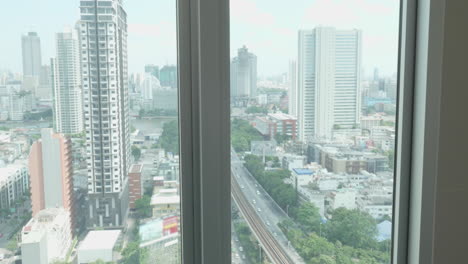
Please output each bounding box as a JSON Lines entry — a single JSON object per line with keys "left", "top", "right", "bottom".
{"left": 361, "top": 115, "right": 384, "bottom": 130}
{"left": 370, "top": 126, "right": 395, "bottom": 149}
{"left": 311, "top": 144, "right": 389, "bottom": 174}
{"left": 0, "top": 162, "right": 29, "bottom": 209}
{"left": 151, "top": 189, "right": 180, "bottom": 218}
{"left": 357, "top": 186, "right": 393, "bottom": 219}
{"left": 326, "top": 189, "right": 357, "bottom": 211}
{"left": 251, "top": 140, "right": 277, "bottom": 156}
{"left": 291, "top": 168, "right": 315, "bottom": 186}
{"left": 139, "top": 215, "right": 180, "bottom": 264}
{"left": 281, "top": 154, "right": 306, "bottom": 171}
{"left": 254, "top": 113, "right": 297, "bottom": 140}
{"left": 77, "top": 230, "right": 121, "bottom": 264}
{"left": 21, "top": 208, "right": 73, "bottom": 264}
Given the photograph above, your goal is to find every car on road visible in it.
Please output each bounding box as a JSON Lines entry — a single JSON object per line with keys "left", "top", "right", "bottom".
{"left": 252, "top": 199, "right": 256, "bottom": 204}
{"left": 256, "top": 190, "right": 260, "bottom": 195}
{"left": 257, "top": 208, "right": 261, "bottom": 212}
{"left": 239, "top": 246, "right": 243, "bottom": 252}
{"left": 266, "top": 221, "right": 270, "bottom": 226}
{"left": 241, "top": 185, "right": 245, "bottom": 189}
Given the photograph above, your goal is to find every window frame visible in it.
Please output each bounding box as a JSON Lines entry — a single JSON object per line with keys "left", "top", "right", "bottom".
{"left": 176, "top": 0, "right": 447, "bottom": 263}
{"left": 177, "top": 0, "right": 231, "bottom": 263}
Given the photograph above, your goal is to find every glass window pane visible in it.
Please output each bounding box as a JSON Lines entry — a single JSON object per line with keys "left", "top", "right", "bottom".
{"left": 230, "top": 0, "right": 400, "bottom": 263}
{"left": 0, "top": 1, "right": 180, "bottom": 263}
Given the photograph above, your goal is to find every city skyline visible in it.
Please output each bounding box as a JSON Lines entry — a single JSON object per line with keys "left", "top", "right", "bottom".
{"left": 1, "top": 0, "right": 399, "bottom": 77}
{"left": 0, "top": 0, "right": 400, "bottom": 263}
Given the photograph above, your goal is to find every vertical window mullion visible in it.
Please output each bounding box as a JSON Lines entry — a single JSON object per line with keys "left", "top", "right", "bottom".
{"left": 392, "top": 0, "right": 417, "bottom": 263}
{"left": 177, "top": 0, "right": 230, "bottom": 263}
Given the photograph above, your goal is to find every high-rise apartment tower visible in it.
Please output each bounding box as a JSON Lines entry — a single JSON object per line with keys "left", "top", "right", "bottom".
{"left": 78, "top": 0, "right": 130, "bottom": 228}
{"left": 230, "top": 46, "right": 257, "bottom": 98}
{"left": 297, "top": 27, "right": 361, "bottom": 141}
{"left": 51, "top": 29, "right": 84, "bottom": 134}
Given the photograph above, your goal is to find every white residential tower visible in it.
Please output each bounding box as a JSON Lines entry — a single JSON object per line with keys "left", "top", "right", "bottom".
{"left": 297, "top": 27, "right": 362, "bottom": 141}
{"left": 51, "top": 29, "right": 84, "bottom": 134}
{"left": 78, "top": 0, "right": 130, "bottom": 228}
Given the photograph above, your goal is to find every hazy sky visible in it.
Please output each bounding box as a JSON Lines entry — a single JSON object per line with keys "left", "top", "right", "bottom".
{"left": 0, "top": 0, "right": 400, "bottom": 77}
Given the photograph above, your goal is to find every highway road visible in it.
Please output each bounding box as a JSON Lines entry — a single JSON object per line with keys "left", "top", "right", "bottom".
{"left": 231, "top": 149, "right": 304, "bottom": 264}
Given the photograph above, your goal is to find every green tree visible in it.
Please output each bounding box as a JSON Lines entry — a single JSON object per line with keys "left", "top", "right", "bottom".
{"left": 131, "top": 145, "right": 141, "bottom": 161}
{"left": 231, "top": 119, "right": 263, "bottom": 152}
{"left": 310, "top": 255, "right": 336, "bottom": 264}
{"left": 89, "top": 259, "right": 111, "bottom": 264}
{"left": 121, "top": 242, "right": 148, "bottom": 264}
{"left": 293, "top": 203, "right": 322, "bottom": 233}
{"left": 6, "top": 239, "right": 17, "bottom": 251}
{"left": 274, "top": 133, "right": 291, "bottom": 144}
{"left": 134, "top": 195, "right": 152, "bottom": 219}
{"left": 138, "top": 109, "right": 145, "bottom": 118}
{"left": 234, "top": 222, "right": 260, "bottom": 263}
{"left": 386, "top": 150, "right": 395, "bottom": 170}
{"left": 245, "top": 106, "right": 268, "bottom": 114}
{"left": 325, "top": 208, "right": 378, "bottom": 250}
{"left": 158, "top": 120, "right": 179, "bottom": 154}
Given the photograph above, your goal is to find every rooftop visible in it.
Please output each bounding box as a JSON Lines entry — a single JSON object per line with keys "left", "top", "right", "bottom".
{"left": 0, "top": 162, "right": 27, "bottom": 183}
{"left": 130, "top": 164, "right": 143, "bottom": 173}
{"left": 78, "top": 230, "right": 121, "bottom": 251}
{"left": 293, "top": 168, "right": 314, "bottom": 175}
{"left": 21, "top": 229, "right": 45, "bottom": 244}
{"left": 159, "top": 188, "right": 178, "bottom": 194}
{"left": 268, "top": 112, "right": 297, "bottom": 121}
{"left": 151, "top": 193, "right": 180, "bottom": 206}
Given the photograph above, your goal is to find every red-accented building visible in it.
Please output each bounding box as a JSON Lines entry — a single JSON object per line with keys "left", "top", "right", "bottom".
{"left": 128, "top": 164, "right": 143, "bottom": 209}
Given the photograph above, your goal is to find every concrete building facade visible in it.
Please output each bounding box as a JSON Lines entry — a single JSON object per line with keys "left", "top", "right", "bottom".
{"left": 288, "top": 60, "right": 297, "bottom": 117}
{"left": 77, "top": 230, "right": 121, "bottom": 263}
{"left": 254, "top": 113, "right": 298, "bottom": 140}
{"left": 297, "top": 27, "right": 362, "bottom": 141}
{"left": 160, "top": 65, "right": 177, "bottom": 89}
{"left": 128, "top": 164, "right": 142, "bottom": 209}
{"left": 22, "top": 32, "right": 42, "bottom": 78}
{"left": 51, "top": 29, "right": 84, "bottom": 134}
{"left": 231, "top": 46, "right": 257, "bottom": 98}
{"left": 21, "top": 208, "right": 73, "bottom": 264}
{"left": 78, "top": 0, "right": 130, "bottom": 228}
{"left": 28, "top": 129, "right": 75, "bottom": 230}
{"left": 0, "top": 162, "right": 29, "bottom": 210}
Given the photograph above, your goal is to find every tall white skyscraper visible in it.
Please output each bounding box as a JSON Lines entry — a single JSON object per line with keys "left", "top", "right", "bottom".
{"left": 51, "top": 29, "right": 84, "bottom": 134}
{"left": 78, "top": 0, "right": 130, "bottom": 228}
{"left": 22, "top": 32, "right": 42, "bottom": 77}
{"left": 230, "top": 46, "right": 257, "bottom": 98}
{"left": 288, "top": 60, "right": 297, "bottom": 117}
{"left": 297, "top": 27, "right": 361, "bottom": 141}
{"left": 22, "top": 32, "right": 42, "bottom": 95}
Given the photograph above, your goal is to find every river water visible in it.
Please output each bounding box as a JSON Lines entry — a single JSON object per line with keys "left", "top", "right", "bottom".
{"left": 0, "top": 117, "right": 176, "bottom": 135}
{"left": 130, "top": 117, "right": 176, "bottom": 134}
